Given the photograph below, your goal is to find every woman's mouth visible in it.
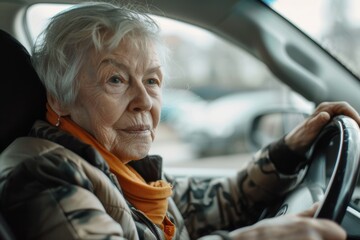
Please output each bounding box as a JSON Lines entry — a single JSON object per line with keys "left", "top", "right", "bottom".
{"left": 121, "top": 125, "right": 151, "bottom": 135}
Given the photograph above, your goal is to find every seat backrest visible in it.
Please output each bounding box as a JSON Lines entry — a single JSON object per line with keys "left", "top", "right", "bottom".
{"left": 0, "top": 29, "right": 46, "bottom": 240}
{"left": 0, "top": 30, "right": 47, "bottom": 152}
{"left": 0, "top": 213, "right": 15, "bottom": 240}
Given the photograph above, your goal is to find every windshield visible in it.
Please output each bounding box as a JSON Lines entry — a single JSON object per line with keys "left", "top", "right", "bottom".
{"left": 264, "top": 0, "right": 360, "bottom": 79}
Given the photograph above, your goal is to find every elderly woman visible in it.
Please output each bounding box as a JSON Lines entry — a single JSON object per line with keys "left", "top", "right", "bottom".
{"left": 0, "top": 2, "right": 359, "bottom": 240}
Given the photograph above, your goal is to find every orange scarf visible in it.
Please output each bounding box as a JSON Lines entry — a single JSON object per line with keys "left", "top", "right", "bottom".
{"left": 46, "top": 104, "right": 175, "bottom": 239}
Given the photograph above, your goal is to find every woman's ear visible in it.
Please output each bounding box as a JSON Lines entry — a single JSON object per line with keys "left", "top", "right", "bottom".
{"left": 47, "top": 93, "right": 70, "bottom": 116}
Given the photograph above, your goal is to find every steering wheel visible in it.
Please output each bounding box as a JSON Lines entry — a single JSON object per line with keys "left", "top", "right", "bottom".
{"left": 263, "top": 115, "right": 360, "bottom": 223}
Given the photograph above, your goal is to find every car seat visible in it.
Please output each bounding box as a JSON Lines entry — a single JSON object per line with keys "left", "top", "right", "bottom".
{"left": 0, "top": 29, "right": 47, "bottom": 152}
{"left": 0, "top": 29, "right": 47, "bottom": 240}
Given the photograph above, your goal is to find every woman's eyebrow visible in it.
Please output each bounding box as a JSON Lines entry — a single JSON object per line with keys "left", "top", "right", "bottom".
{"left": 146, "top": 66, "right": 163, "bottom": 78}
{"left": 99, "top": 58, "right": 128, "bottom": 71}
{"left": 100, "top": 58, "right": 162, "bottom": 77}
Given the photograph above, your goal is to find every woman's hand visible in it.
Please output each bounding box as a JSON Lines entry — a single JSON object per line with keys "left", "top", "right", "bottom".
{"left": 229, "top": 204, "right": 346, "bottom": 240}
{"left": 285, "top": 101, "right": 360, "bottom": 153}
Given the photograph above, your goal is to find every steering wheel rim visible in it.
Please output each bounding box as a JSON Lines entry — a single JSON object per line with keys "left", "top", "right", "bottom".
{"left": 308, "top": 115, "right": 360, "bottom": 222}
{"left": 263, "top": 115, "right": 360, "bottom": 223}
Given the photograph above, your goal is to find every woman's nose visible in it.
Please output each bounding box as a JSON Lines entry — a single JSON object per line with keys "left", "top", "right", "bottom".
{"left": 128, "top": 83, "right": 152, "bottom": 112}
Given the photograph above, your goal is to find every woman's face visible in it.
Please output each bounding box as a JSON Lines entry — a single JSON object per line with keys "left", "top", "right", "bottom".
{"left": 68, "top": 38, "right": 163, "bottom": 163}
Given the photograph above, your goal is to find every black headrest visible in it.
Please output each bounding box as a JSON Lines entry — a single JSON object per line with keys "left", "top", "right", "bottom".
{"left": 0, "top": 30, "right": 47, "bottom": 152}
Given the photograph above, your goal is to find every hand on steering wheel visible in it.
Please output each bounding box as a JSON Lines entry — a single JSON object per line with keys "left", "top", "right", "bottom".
{"left": 270, "top": 115, "right": 360, "bottom": 223}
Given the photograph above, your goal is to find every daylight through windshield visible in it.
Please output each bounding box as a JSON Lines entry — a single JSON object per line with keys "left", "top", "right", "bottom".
{"left": 265, "top": 0, "right": 360, "bottom": 79}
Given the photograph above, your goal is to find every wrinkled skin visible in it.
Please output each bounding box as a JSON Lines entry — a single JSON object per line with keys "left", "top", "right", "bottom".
{"left": 49, "top": 38, "right": 163, "bottom": 164}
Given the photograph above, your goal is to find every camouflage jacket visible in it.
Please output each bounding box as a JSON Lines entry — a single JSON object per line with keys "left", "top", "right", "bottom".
{"left": 0, "top": 120, "right": 304, "bottom": 240}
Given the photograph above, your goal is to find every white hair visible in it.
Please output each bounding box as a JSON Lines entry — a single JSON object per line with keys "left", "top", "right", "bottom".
{"left": 32, "top": 1, "right": 166, "bottom": 108}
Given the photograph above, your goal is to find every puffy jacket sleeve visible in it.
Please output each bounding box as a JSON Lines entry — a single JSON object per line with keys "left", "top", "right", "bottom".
{"left": 0, "top": 137, "right": 137, "bottom": 240}
{"left": 167, "top": 138, "right": 306, "bottom": 239}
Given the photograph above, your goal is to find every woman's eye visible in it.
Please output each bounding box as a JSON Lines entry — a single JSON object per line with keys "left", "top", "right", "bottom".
{"left": 108, "top": 76, "right": 122, "bottom": 84}
{"left": 146, "top": 78, "right": 159, "bottom": 86}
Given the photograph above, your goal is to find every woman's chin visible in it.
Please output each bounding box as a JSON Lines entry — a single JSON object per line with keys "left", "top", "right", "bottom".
{"left": 116, "top": 144, "right": 152, "bottom": 163}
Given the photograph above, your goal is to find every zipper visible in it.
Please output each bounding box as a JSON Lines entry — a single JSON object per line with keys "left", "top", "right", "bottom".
{"left": 131, "top": 207, "right": 162, "bottom": 240}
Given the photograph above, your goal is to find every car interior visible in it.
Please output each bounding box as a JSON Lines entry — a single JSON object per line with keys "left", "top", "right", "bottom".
{"left": 0, "top": 29, "right": 45, "bottom": 240}
{"left": 1, "top": 0, "right": 360, "bottom": 239}
{"left": 0, "top": 29, "right": 46, "bottom": 153}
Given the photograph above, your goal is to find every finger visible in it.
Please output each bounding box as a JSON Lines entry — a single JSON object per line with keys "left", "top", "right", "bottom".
{"left": 308, "top": 111, "right": 331, "bottom": 128}
{"left": 315, "top": 102, "right": 360, "bottom": 124}
{"left": 299, "top": 112, "right": 331, "bottom": 141}
{"left": 297, "top": 202, "right": 320, "bottom": 218}
{"left": 284, "top": 112, "right": 331, "bottom": 152}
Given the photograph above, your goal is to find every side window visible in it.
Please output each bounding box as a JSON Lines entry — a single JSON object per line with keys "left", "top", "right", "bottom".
{"left": 26, "top": 4, "right": 71, "bottom": 42}
{"left": 26, "top": 4, "right": 314, "bottom": 169}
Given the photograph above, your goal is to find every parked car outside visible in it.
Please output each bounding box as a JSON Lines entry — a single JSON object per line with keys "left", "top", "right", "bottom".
{"left": 160, "top": 88, "right": 207, "bottom": 124}
{"left": 174, "top": 89, "right": 313, "bottom": 157}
